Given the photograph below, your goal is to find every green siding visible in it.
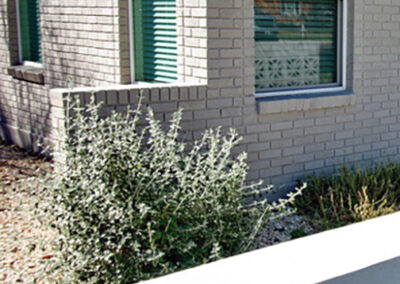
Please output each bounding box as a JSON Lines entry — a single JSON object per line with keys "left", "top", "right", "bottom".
{"left": 134, "top": 0, "right": 177, "bottom": 83}
{"left": 18, "top": 0, "right": 41, "bottom": 62}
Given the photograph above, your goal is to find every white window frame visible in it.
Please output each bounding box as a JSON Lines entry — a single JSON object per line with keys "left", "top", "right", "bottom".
{"left": 15, "top": 0, "right": 43, "bottom": 67}
{"left": 128, "top": 0, "right": 136, "bottom": 83}
{"left": 255, "top": 0, "right": 347, "bottom": 99}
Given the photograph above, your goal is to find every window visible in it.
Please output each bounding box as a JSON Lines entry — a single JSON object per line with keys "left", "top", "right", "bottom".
{"left": 254, "top": 0, "right": 347, "bottom": 97}
{"left": 16, "top": 0, "right": 42, "bottom": 64}
{"left": 130, "top": 0, "right": 178, "bottom": 83}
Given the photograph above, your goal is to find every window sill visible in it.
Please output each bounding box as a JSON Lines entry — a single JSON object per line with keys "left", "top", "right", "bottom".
{"left": 7, "top": 65, "right": 45, "bottom": 85}
{"left": 256, "top": 90, "right": 355, "bottom": 115}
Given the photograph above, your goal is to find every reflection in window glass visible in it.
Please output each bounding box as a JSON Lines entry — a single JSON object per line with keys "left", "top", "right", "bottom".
{"left": 254, "top": 0, "right": 340, "bottom": 91}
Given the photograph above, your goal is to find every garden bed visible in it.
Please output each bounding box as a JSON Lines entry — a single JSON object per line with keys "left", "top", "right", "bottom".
{"left": 0, "top": 139, "right": 314, "bottom": 282}
{"left": 1, "top": 134, "right": 399, "bottom": 282}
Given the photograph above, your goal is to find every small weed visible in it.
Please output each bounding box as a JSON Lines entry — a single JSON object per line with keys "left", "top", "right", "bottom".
{"left": 290, "top": 229, "right": 307, "bottom": 240}
{"left": 350, "top": 186, "right": 395, "bottom": 221}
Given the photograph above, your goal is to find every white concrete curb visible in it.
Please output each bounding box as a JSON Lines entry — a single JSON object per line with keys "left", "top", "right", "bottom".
{"left": 143, "top": 212, "right": 400, "bottom": 284}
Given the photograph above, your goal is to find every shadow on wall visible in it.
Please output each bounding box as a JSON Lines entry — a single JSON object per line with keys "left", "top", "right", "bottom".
{"left": 43, "top": 12, "right": 99, "bottom": 89}
{"left": 0, "top": 82, "right": 52, "bottom": 155}
{"left": 0, "top": 3, "right": 11, "bottom": 142}
{"left": 0, "top": 2, "right": 51, "bottom": 154}
{"left": 0, "top": 105, "right": 12, "bottom": 143}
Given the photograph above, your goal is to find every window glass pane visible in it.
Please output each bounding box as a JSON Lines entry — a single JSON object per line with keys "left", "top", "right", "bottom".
{"left": 255, "top": 0, "right": 339, "bottom": 91}
{"left": 134, "top": 0, "right": 177, "bottom": 83}
{"left": 18, "top": 0, "right": 41, "bottom": 62}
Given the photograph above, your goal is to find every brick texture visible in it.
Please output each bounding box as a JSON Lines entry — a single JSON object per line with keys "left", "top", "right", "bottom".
{"left": 3, "top": 1, "right": 400, "bottom": 189}
{"left": 0, "top": 0, "right": 49, "bottom": 152}
{"left": 41, "top": 0, "right": 123, "bottom": 88}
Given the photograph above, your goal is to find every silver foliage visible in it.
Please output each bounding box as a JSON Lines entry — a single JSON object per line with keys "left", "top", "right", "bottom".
{"left": 40, "top": 96, "right": 303, "bottom": 283}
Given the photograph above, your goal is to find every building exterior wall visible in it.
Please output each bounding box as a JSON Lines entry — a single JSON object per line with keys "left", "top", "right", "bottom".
{"left": 0, "top": 0, "right": 124, "bottom": 151}
{"left": 41, "top": 0, "right": 124, "bottom": 87}
{"left": 3, "top": 0, "right": 400, "bottom": 187}
{"left": 0, "top": 0, "right": 49, "bottom": 151}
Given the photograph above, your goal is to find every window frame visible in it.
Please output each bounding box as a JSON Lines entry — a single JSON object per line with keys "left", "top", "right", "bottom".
{"left": 15, "top": 0, "right": 42, "bottom": 67}
{"left": 128, "top": 0, "right": 136, "bottom": 83}
{"left": 254, "top": 0, "right": 347, "bottom": 99}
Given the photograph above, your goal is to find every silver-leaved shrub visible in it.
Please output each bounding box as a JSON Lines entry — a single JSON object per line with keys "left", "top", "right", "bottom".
{"left": 42, "top": 98, "right": 301, "bottom": 283}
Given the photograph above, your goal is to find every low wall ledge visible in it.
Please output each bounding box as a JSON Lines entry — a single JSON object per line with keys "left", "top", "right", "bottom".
{"left": 50, "top": 82, "right": 207, "bottom": 95}
{"left": 144, "top": 212, "right": 400, "bottom": 284}
{"left": 257, "top": 91, "right": 355, "bottom": 115}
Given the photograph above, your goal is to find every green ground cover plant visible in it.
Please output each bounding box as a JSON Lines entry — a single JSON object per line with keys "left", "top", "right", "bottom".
{"left": 295, "top": 163, "right": 400, "bottom": 230}
{"left": 40, "top": 97, "right": 302, "bottom": 283}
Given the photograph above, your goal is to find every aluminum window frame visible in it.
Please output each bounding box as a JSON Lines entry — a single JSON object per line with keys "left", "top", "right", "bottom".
{"left": 128, "top": 0, "right": 136, "bottom": 83}
{"left": 255, "top": 0, "right": 347, "bottom": 99}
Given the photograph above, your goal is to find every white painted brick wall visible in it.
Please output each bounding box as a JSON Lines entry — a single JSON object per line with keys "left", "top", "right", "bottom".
{"left": 41, "top": 0, "right": 123, "bottom": 88}
{"left": 3, "top": 0, "right": 400, "bottom": 188}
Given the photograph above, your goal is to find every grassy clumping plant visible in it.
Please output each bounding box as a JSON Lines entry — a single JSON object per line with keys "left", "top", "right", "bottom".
{"left": 41, "top": 97, "right": 303, "bottom": 283}
{"left": 294, "top": 164, "right": 400, "bottom": 230}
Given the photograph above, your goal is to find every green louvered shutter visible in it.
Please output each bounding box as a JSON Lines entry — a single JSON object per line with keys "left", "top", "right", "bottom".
{"left": 254, "top": 0, "right": 340, "bottom": 91}
{"left": 18, "top": 0, "right": 41, "bottom": 62}
{"left": 133, "top": 0, "right": 177, "bottom": 83}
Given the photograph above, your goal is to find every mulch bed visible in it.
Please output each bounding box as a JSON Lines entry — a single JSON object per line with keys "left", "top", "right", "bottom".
{"left": 0, "top": 140, "right": 58, "bottom": 283}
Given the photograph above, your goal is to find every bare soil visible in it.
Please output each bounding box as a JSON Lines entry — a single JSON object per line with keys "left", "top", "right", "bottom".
{"left": 0, "top": 140, "right": 58, "bottom": 283}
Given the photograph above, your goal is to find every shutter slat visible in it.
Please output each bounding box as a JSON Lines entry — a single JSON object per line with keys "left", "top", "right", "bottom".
{"left": 134, "top": 0, "right": 177, "bottom": 83}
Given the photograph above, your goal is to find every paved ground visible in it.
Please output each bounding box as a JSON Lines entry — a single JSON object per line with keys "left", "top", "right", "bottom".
{"left": 0, "top": 140, "right": 58, "bottom": 283}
